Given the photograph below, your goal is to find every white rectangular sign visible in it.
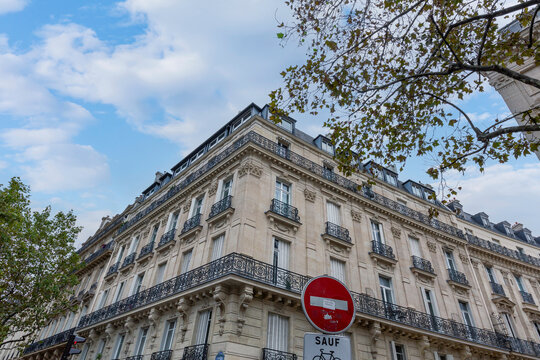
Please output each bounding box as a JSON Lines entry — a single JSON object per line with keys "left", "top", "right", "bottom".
{"left": 304, "top": 333, "right": 351, "bottom": 360}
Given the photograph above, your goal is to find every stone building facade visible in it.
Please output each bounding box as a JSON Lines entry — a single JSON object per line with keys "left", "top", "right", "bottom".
{"left": 4, "top": 103, "right": 540, "bottom": 360}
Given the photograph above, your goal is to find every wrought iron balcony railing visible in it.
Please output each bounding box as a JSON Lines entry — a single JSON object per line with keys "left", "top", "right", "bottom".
{"left": 371, "top": 240, "right": 396, "bottom": 260}
{"left": 411, "top": 256, "right": 435, "bottom": 274}
{"left": 209, "top": 195, "right": 233, "bottom": 218}
{"left": 138, "top": 241, "right": 155, "bottom": 259}
{"left": 83, "top": 240, "right": 114, "bottom": 264}
{"left": 71, "top": 252, "right": 540, "bottom": 358}
{"left": 269, "top": 199, "right": 300, "bottom": 222}
{"left": 121, "top": 253, "right": 136, "bottom": 268}
{"left": 125, "top": 356, "right": 143, "bottom": 360}
{"left": 325, "top": 222, "right": 352, "bottom": 243}
{"left": 23, "top": 328, "right": 75, "bottom": 355}
{"left": 158, "top": 229, "right": 176, "bottom": 248}
{"left": 182, "top": 344, "right": 208, "bottom": 360}
{"left": 106, "top": 261, "right": 120, "bottom": 277}
{"left": 490, "top": 281, "right": 505, "bottom": 296}
{"left": 262, "top": 348, "right": 297, "bottom": 360}
{"left": 521, "top": 291, "right": 535, "bottom": 304}
{"left": 151, "top": 350, "right": 173, "bottom": 360}
{"left": 466, "top": 234, "right": 540, "bottom": 268}
{"left": 447, "top": 269, "right": 469, "bottom": 287}
{"left": 182, "top": 214, "right": 202, "bottom": 234}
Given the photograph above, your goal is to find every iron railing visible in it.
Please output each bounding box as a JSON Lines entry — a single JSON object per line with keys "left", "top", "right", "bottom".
{"left": 125, "top": 356, "right": 143, "bottom": 360}
{"left": 520, "top": 291, "right": 535, "bottom": 304}
{"left": 269, "top": 199, "right": 300, "bottom": 222}
{"left": 466, "top": 234, "right": 540, "bottom": 267}
{"left": 490, "top": 282, "right": 505, "bottom": 296}
{"left": 411, "top": 256, "right": 435, "bottom": 274}
{"left": 209, "top": 195, "right": 233, "bottom": 218}
{"left": 83, "top": 240, "right": 114, "bottom": 264}
{"left": 138, "top": 241, "right": 155, "bottom": 259}
{"left": 78, "top": 216, "right": 122, "bottom": 253}
{"left": 106, "top": 261, "right": 120, "bottom": 277}
{"left": 262, "top": 348, "right": 297, "bottom": 360}
{"left": 158, "top": 229, "right": 176, "bottom": 248}
{"left": 151, "top": 350, "right": 173, "bottom": 360}
{"left": 325, "top": 222, "right": 352, "bottom": 243}
{"left": 121, "top": 253, "right": 136, "bottom": 268}
{"left": 371, "top": 241, "right": 395, "bottom": 260}
{"left": 23, "top": 328, "right": 75, "bottom": 354}
{"left": 182, "top": 214, "right": 202, "bottom": 234}
{"left": 447, "top": 269, "right": 469, "bottom": 287}
{"left": 182, "top": 344, "right": 208, "bottom": 360}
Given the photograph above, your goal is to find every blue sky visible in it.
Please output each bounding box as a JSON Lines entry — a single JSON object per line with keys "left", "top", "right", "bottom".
{"left": 0, "top": 0, "right": 538, "bottom": 245}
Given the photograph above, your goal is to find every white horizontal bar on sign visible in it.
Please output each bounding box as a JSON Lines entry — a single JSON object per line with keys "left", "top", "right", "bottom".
{"left": 310, "top": 296, "right": 348, "bottom": 311}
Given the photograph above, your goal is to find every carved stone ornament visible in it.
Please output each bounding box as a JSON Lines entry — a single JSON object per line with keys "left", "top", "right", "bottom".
{"left": 238, "top": 160, "right": 263, "bottom": 178}
{"left": 208, "top": 181, "right": 218, "bottom": 196}
{"left": 351, "top": 210, "right": 362, "bottom": 223}
{"left": 427, "top": 241, "right": 437, "bottom": 253}
{"left": 390, "top": 226, "right": 401, "bottom": 240}
{"left": 459, "top": 253, "right": 469, "bottom": 264}
{"left": 124, "top": 316, "right": 137, "bottom": 338}
{"left": 183, "top": 204, "right": 190, "bottom": 214}
{"left": 176, "top": 297, "right": 190, "bottom": 342}
{"left": 213, "top": 285, "right": 228, "bottom": 336}
{"left": 304, "top": 188, "right": 316, "bottom": 202}
{"left": 418, "top": 335, "right": 430, "bottom": 360}
{"left": 238, "top": 285, "right": 254, "bottom": 335}
{"left": 470, "top": 259, "right": 479, "bottom": 269}
{"left": 369, "top": 322, "right": 381, "bottom": 359}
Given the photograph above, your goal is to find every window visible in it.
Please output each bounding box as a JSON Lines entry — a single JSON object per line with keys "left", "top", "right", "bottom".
{"left": 134, "top": 327, "right": 148, "bottom": 356}
{"left": 515, "top": 275, "right": 526, "bottom": 292}
{"left": 167, "top": 211, "right": 179, "bottom": 231}
{"left": 113, "top": 281, "right": 125, "bottom": 302}
{"left": 485, "top": 266, "right": 497, "bottom": 284}
{"left": 149, "top": 224, "right": 159, "bottom": 244}
{"left": 267, "top": 313, "right": 289, "bottom": 352}
{"left": 459, "top": 301, "right": 475, "bottom": 328}
{"left": 277, "top": 119, "right": 293, "bottom": 132}
{"left": 385, "top": 173, "right": 397, "bottom": 186}
{"left": 115, "top": 245, "right": 126, "bottom": 264}
{"left": 155, "top": 263, "right": 167, "bottom": 284}
{"left": 190, "top": 195, "right": 204, "bottom": 217}
{"left": 194, "top": 310, "right": 212, "bottom": 345}
{"left": 502, "top": 313, "right": 516, "bottom": 338}
{"left": 180, "top": 250, "right": 192, "bottom": 274}
{"left": 411, "top": 185, "right": 423, "bottom": 198}
{"left": 534, "top": 322, "right": 540, "bottom": 340}
{"left": 408, "top": 237, "right": 421, "bottom": 257}
{"left": 208, "top": 131, "right": 227, "bottom": 149}
{"left": 326, "top": 201, "right": 341, "bottom": 226}
{"left": 444, "top": 251, "right": 456, "bottom": 271}
{"left": 128, "top": 236, "right": 140, "bottom": 255}
{"left": 379, "top": 276, "right": 394, "bottom": 303}
{"left": 481, "top": 217, "right": 490, "bottom": 227}
{"left": 132, "top": 273, "right": 145, "bottom": 295}
{"left": 275, "top": 180, "right": 290, "bottom": 204}
{"left": 273, "top": 238, "right": 290, "bottom": 270}
{"left": 79, "top": 344, "right": 89, "bottom": 360}
{"left": 96, "top": 339, "right": 106, "bottom": 358}
{"left": 64, "top": 312, "right": 75, "bottom": 331}
{"left": 390, "top": 342, "right": 406, "bottom": 360}
{"left": 371, "top": 220, "right": 385, "bottom": 244}
{"left": 97, "top": 289, "right": 109, "bottom": 309}
{"left": 517, "top": 247, "right": 525, "bottom": 255}
{"left": 321, "top": 140, "right": 334, "bottom": 155}
{"left": 421, "top": 288, "right": 439, "bottom": 317}
{"left": 211, "top": 234, "right": 225, "bottom": 261}
{"left": 220, "top": 177, "right": 233, "bottom": 199}
{"left": 160, "top": 319, "right": 177, "bottom": 351}
{"left": 330, "top": 258, "right": 346, "bottom": 282}
{"left": 277, "top": 141, "right": 289, "bottom": 158}
{"left": 323, "top": 164, "right": 334, "bottom": 180}
{"left": 112, "top": 334, "right": 125, "bottom": 360}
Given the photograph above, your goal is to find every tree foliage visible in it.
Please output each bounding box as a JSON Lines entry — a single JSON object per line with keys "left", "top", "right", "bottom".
{"left": 0, "top": 177, "right": 81, "bottom": 351}
{"left": 271, "top": 0, "right": 540, "bottom": 196}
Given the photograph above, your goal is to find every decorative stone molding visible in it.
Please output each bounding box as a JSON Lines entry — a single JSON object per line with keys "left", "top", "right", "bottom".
{"left": 369, "top": 321, "right": 381, "bottom": 359}
{"left": 238, "top": 285, "right": 253, "bottom": 335}
{"left": 124, "top": 316, "right": 137, "bottom": 338}
{"left": 390, "top": 226, "right": 401, "bottom": 240}
{"left": 208, "top": 181, "right": 218, "bottom": 196}
{"left": 460, "top": 345, "right": 472, "bottom": 360}
{"left": 277, "top": 136, "right": 291, "bottom": 146}
{"left": 182, "top": 203, "right": 190, "bottom": 214}
{"left": 304, "top": 188, "right": 316, "bottom": 202}
{"left": 213, "top": 285, "right": 228, "bottom": 336}
{"left": 470, "top": 259, "right": 480, "bottom": 269}
{"left": 351, "top": 210, "right": 362, "bottom": 223}
{"left": 238, "top": 160, "right": 263, "bottom": 178}
{"left": 427, "top": 241, "right": 437, "bottom": 253}
{"left": 104, "top": 323, "right": 115, "bottom": 342}
{"left": 459, "top": 253, "right": 469, "bottom": 264}
{"left": 493, "top": 297, "right": 516, "bottom": 314}
{"left": 176, "top": 298, "right": 190, "bottom": 342}
{"left": 418, "top": 336, "right": 430, "bottom": 360}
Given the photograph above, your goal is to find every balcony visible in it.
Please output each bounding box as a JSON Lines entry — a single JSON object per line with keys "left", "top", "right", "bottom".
{"left": 490, "top": 281, "right": 505, "bottom": 297}
{"left": 121, "top": 253, "right": 136, "bottom": 271}
{"left": 447, "top": 268, "right": 471, "bottom": 292}
{"left": 325, "top": 222, "right": 351, "bottom": 243}
{"left": 521, "top": 291, "right": 535, "bottom": 304}
{"left": 262, "top": 348, "right": 297, "bottom": 360}
{"left": 105, "top": 261, "right": 120, "bottom": 280}
{"left": 138, "top": 241, "right": 155, "bottom": 262}
{"left": 157, "top": 228, "right": 176, "bottom": 251}
{"left": 125, "top": 356, "right": 143, "bottom": 360}
{"left": 410, "top": 256, "right": 436, "bottom": 282}
{"left": 208, "top": 195, "right": 233, "bottom": 220}
{"left": 182, "top": 344, "right": 208, "bottom": 360}
{"left": 181, "top": 214, "right": 203, "bottom": 240}
{"left": 81, "top": 282, "right": 98, "bottom": 301}
{"left": 81, "top": 240, "right": 114, "bottom": 271}
{"left": 23, "top": 328, "right": 75, "bottom": 355}
{"left": 266, "top": 199, "right": 301, "bottom": 233}
{"left": 151, "top": 350, "right": 172, "bottom": 360}
{"left": 369, "top": 240, "right": 397, "bottom": 267}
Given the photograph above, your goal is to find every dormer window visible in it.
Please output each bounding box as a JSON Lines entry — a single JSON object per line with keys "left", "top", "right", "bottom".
{"left": 503, "top": 224, "right": 513, "bottom": 236}
{"left": 481, "top": 217, "right": 490, "bottom": 227}
{"left": 321, "top": 140, "right": 334, "bottom": 155}
{"left": 385, "top": 173, "right": 397, "bottom": 186}
{"left": 277, "top": 119, "right": 293, "bottom": 132}
{"left": 411, "top": 185, "right": 423, "bottom": 198}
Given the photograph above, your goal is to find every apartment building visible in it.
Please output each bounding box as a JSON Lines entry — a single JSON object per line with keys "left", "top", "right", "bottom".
{"left": 6, "top": 103, "right": 540, "bottom": 360}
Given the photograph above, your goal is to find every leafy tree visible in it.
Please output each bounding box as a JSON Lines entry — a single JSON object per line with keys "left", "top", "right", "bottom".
{"left": 0, "top": 177, "right": 81, "bottom": 351}
{"left": 271, "top": 0, "right": 540, "bottom": 197}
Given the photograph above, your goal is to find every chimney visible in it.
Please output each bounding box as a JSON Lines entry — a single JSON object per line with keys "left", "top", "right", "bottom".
{"left": 512, "top": 222, "right": 524, "bottom": 232}
{"left": 155, "top": 171, "right": 164, "bottom": 182}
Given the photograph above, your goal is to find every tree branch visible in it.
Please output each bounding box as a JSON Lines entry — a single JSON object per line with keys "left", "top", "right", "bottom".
{"left": 529, "top": 5, "right": 540, "bottom": 48}
{"left": 479, "top": 124, "right": 540, "bottom": 141}
{"left": 451, "top": 63, "right": 540, "bottom": 89}
{"left": 477, "top": 17, "right": 493, "bottom": 65}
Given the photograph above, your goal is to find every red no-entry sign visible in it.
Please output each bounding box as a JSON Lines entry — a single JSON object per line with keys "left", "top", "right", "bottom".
{"left": 301, "top": 276, "right": 355, "bottom": 334}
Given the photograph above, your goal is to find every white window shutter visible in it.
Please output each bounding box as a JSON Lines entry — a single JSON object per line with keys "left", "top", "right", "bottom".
{"left": 195, "top": 310, "right": 211, "bottom": 345}
{"left": 267, "top": 313, "right": 288, "bottom": 352}
{"left": 330, "top": 258, "right": 346, "bottom": 282}
{"left": 326, "top": 202, "right": 341, "bottom": 225}
{"left": 277, "top": 240, "right": 290, "bottom": 270}
{"left": 211, "top": 234, "right": 225, "bottom": 261}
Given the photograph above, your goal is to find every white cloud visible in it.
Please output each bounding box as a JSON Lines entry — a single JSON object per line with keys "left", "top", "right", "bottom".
{"left": 0, "top": 160, "right": 7, "bottom": 170}
{"left": 75, "top": 209, "right": 113, "bottom": 247}
{"left": 0, "top": 0, "right": 28, "bottom": 15}
{"left": 444, "top": 163, "right": 540, "bottom": 235}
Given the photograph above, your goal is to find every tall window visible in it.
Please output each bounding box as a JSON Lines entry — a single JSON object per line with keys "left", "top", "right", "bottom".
{"left": 515, "top": 275, "right": 527, "bottom": 292}
{"left": 534, "top": 322, "right": 540, "bottom": 340}
{"left": 408, "top": 237, "right": 421, "bottom": 257}
{"left": 96, "top": 339, "right": 106, "bottom": 357}
{"left": 180, "top": 250, "right": 192, "bottom": 274}
{"left": 390, "top": 342, "right": 406, "bottom": 360}
{"left": 194, "top": 310, "right": 212, "bottom": 345}
{"left": 134, "top": 327, "right": 148, "bottom": 356}
{"left": 112, "top": 334, "right": 125, "bottom": 360}
{"left": 211, "top": 234, "right": 225, "bottom": 261}
{"left": 131, "top": 273, "right": 145, "bottom": 295}
{"left": 326, "top": 201, "right": 341, "bottom": 225}
{"left": 220, "top": 178, "right": 233, "bottom": 199}
{"left": 115, "top": 245, "right": 126, "bottom": 264}
{"left": 330, "top": 258, "right": 346, "bottom": 283}
{"left": 273, "top": 238, "right": 290, "bottom": 270}
{"left": 149, "top": 224, "right": 159, "bottom": 244}
{"left": 371, "top": 220, "right": 385, "bottom": 244}
{"left": 79, "top": 344, "right": 89, "bottom": 360}
{"left": 379, "top": 276, "right": 394, "bottom": 303}
{"left": 485, "top": 266, "right": 497, "bottom": 283}
{"left": 444, "top": 251, "right": 456, "bottom": 271}
{"left": 277, "top": 141, "right": 289, "bottom": 158}
{"left": 167, "top": 212, "right": 179, "bottom": 232}
{"left": 160, "top": 319, "right": 177, "bottom": 351}
{"left": 275, "top": 181, "right": 290, "bottom": 204}
{"left": 267, "top": 313, "right": 289, "bottom": 352}
{"left": 190, "top": 195, "right": 205, "bottom": 217}
{"left": 155, "top": 263, "right": 167, "bottom": 285}
{"left": 459, "top": 301, "right": 475, "bottom": 328}
{"left": 321, "top": 140, "right": 334, "bottom": 155}
{"left": 128, "top": 235, "right": 140, "bottom": 255}
{"left": 97, "top": 289, "right": 109, "bottom": 309}
{"left": 502, "top": 313, "right": 516, "bottom": 338}
{"left": 113, "top": 281, "right": 125, "bottom": 302}
{"left": 421, "top": 288, "right": 439, "bottom": 317}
